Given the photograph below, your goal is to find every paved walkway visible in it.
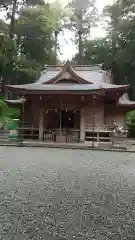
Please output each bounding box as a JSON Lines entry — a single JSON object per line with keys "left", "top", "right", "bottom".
{"left": 0, "top": 147, "right": 135, "bottom": 239}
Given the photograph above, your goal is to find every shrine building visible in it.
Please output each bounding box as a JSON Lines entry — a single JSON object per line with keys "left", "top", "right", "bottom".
{"left": 5, "top": 63, "right": 135, "bottom": 143}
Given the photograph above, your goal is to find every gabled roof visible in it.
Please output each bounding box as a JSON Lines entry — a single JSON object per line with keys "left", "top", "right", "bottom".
{"left": 37, "top": 63, "right": 112, "bottom": 84}
{"left": 5, "top": 63, "right": 135, "bottom": 108}
{"left": 38, "top": 62, "right": 92, "bottom": 84}
{"left": 5, "top": 63, "right": 128, "bottom": 97}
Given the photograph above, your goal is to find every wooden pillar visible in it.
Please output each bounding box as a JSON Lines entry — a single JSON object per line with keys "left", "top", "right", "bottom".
{"left": 97, "top": 133, "right": 100, "bottom": 142}
{"left": 39, "top": 108, "right": 44, "bottom": 141}
{"left": 80, "top": 108, "right": 85, "bottom": 142}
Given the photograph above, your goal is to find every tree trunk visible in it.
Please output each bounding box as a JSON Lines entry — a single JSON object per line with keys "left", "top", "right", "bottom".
{"left": 78, "top": 15, "right": 83, "bottom": 65}
{"left": 78, "top": 29, "right": 83, "bottom": 64}
{"left": 10, "top": 0, "right": 18, "bottom": 39}
{"left": 54, "top": 30, "right": 58, "bottom": 64}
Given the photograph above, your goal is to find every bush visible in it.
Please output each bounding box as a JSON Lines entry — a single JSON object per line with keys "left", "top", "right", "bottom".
{"left": 125, "top": 111, "right": 135, "bottom": 138}
{"left": 0, "top": 96, "right": 20, "bottom": 125}
{"left": 0, "top": 98, "right": 8, "bottom": 123}
{"left": 6, "top": 108, "right": 20, "bottom": 119}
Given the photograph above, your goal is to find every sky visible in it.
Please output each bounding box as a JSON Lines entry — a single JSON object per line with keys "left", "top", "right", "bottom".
{"left": 58, "top": 0, "right": 114, "bottom": 61}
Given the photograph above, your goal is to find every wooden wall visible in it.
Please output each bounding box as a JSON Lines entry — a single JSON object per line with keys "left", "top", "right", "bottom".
{"left": 104, "top": 105, "right": 125, "bottom": 126}
{"left": 83, "top": 98, "right": 104, "bottom": 126}
{"left": 24, "top": 101, "right": 40, "bottom": 127}
{"left": 23, "top": 98, "right": 125, "bottom": 129}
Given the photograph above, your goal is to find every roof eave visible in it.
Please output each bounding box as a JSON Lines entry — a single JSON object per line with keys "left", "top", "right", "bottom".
{"left": 117, "top": 103, "right": 135, "bottom": 109}
{"left": 6, "top": 84, "right": 129, "bottom": 91}
{"left": 5, "top": 88, "right": 105, "bottom": 95}
{"left": 4, "top": 97, "right": 26, "bottom": 106}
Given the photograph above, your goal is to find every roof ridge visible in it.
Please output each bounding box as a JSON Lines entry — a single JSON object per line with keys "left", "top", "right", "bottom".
{"left": 43, "top": 64, "right": 103, "bottom": 70}
{"left": 44, "top": 64, "right": 102, "bottom": 67}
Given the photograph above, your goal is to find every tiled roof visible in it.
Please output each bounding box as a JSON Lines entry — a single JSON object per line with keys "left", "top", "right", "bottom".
{"left": 37, "top": 65, "right": 111, "bottom": 84}
{"left": 7, "top": 83, "right": 128, "bottom": 91}
{"left": 6, "top": 64, "right": 128, "bottom": 95}
{"left": 6, "top": 64, "right": 135, "bottom": 106}
{"left": 38, "top": 70, "right": 60, "bottom": 84}
{"left": 73, "top": 69, "right": 109, "bottom": 83}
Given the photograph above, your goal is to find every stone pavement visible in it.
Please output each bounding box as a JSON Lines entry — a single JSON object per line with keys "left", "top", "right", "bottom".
{"left": 0, "top": 147, "right": 135, "bottom": 239}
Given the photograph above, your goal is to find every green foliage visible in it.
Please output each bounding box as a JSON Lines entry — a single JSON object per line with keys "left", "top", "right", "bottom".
{"left": 0, "top": 1, "right": 63, "bottom": 91}
{"left": 13, "top": 55, "right": 43, "bottom": 84}
{"left": 0, "top": 98, "right": 8, "bottom": 120}
{"left": 125, "top": 111, "right": 135, "bottom": 138}
{"left": 126, "top": 111, "right": 135, "bottom": 126}
{"left": 103, "top": 0, "right": 135, "bottom": 99}
{"left": 6, "top": 107, "right": 20, "bottom": 119}
{"left": 16, "top": 7, "right": 55, "bottom": 64}
{"left": 73, "top": 38, "right": 111, "bottom": 66}
{"left": 74, "top": 0, "right": 135, "bottom": 101}
{"left": 0, "top": 34, "right": 17, "bottom": 86}
{"left": 0, "top": 97, "right": 19, "bottom": 123}
{"left": 66, "top": 0, "right": 97, "bottom": 63}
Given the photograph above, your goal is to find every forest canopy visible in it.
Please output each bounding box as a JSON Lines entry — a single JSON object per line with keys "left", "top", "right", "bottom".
{"left": 0, "top": 0, "right": 135, "bottom": 100}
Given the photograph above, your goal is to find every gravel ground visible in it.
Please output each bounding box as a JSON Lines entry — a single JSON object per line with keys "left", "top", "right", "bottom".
{"left": 0, "top": 147, "right": 135, "bottom": 239}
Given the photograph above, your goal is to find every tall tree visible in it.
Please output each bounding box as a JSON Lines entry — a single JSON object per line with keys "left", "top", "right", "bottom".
{"left": 0, "top": 0, "right": 45, "bottom": 38}
{"left": 0, "top": 1, "right": 63, "bottom": 94}
{"left": 104, "top": 0, "right": 135, "bottom": 99}
{"left": 49, "top": 0, "right": 67, "bottom": 64}
{"left": 72, "top": 38, "right": 111, "bottom": 66}
{"left": 66, "top": 0, "right": 97, "bottom": 64}
{"left": 16, "top": 6, "right": 55, "bottom": 63}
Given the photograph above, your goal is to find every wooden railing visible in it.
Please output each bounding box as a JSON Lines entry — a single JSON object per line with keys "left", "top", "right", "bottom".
{"left": 44, "top": 129, "right": 80, "bottom": 143}
{"left": 0, "top": 122, "right": 129, "bottom": 149}
{"left": 66, "top": 129, "right": 80, "bottom": 143}
{"left": 44, "top": 130, "right": 56, "bottom": 142}
{"left": 17, "top": 125, "right": 80, "bottom": 143}
{"left": 84, "top": 124, "right": 111, "bottom": 132}
{"left": 18, "top": 125, "right": 39, "bottom": 139}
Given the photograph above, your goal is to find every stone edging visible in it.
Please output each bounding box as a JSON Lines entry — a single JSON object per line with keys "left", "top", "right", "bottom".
{"left": 0, "top": 142, "right": 134, "bottom": 153}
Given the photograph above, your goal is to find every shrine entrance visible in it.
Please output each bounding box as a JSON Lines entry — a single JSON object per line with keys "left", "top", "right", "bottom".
{"left": 45, "top": 108, "right": 80, "bottom": 130}
{"left": 61, "top": 110, "right": 75, "bottom": 129}
{"left": 43, "top": 108, "right": 80, "bottom": 142}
